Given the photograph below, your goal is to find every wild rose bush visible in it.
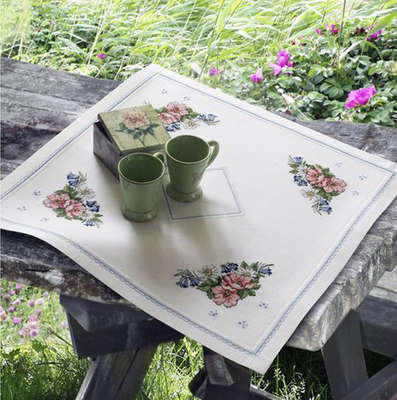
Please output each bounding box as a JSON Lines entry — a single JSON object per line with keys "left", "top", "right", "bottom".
{"left": 208, "top": 22, "right": 397, "bottom": 127}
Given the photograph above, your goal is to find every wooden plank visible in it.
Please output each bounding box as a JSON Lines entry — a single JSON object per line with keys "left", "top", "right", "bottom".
{"left": 321, "top": 311, "right": 368, "bottom": 399}
{"left": 359, "top": 295, "right": 397, "bottom": 359}
{"left": 1, "top": 57, "right": 119, "bottom": 105}
{"left": 75, "top": 347, "right": 156, "bottom": 400}
{"left": 341, "top": 361, "right": 397, "bottom": 400}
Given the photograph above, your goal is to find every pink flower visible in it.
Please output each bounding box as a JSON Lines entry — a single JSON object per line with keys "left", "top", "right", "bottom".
{"left": 306, "top": 168, "right": 325, "bottom": 186}
{"left": 7, "top": 306, "right": 15, "bottom": 313}
{"left": 12, "top": 298, "right": 21, "bottom": 306}
{"left": 15, "top": 283, "right": 23, "bottom": 293}
{"left": 35, "top": 308, "right": 42, "bottom": 316}
{"left": 159, "top": 112, "right": 181, "bottom": 125}
{"left": 3, "top": 294, "right": 10, "bottom": 303}
{"left": 369, "top": 29, "right": 383, "bottom": 40}
{"left": 42, "top": 291, "right": 49, "bottom": 297}
{"left": 61, "top": 321, "right": 67, "bottom": 329}
{"left": 209, "top": 67, "right": 219, "bottom": 76}
{"left": 345, "top": 86, "right": 376, "bottom": 109}
{"left": 13, "top": 317, "right": 22, "bottom": 325}
{"left": 29, "top": 329, "right": 39, "bottom": 338}
{"left": 167, "top": 102, "right": 188, "bottom": 117}
{"left": 9, "top": 290, "right": 15, "bottom": 296}
{"left": 64, "top": 199, "right": 86, "bottom": 218}
{"left": 28, "top": 299, "right": 35, "bottom": 307}
{"left": 269, "top": 63, "right": 282, "bottom": 76}
{"left": 277, "top": 50, "right": 293, "bottom": 68}
{"left": 43, "top": 193, "right": 70, "bottom": 209}
{"left": 212, "top": 285, "right": 240, "bottom": 308}
{"left": 36, "top": 298, "right": 44, "bottom": 305}
{"left": 97, "top": 53, "right": 107, "bottom": 59}
{"left": 330, "top": 24, "right": 339, "bottom": 34}
{"left": 322, "top": 177, "right": 347, "bottom": 193}
{"left": 315, "top": 28, "right": 322, "bottom": 35}
{"left": 250, "top": 68, "right": 263, "bottom": 83}
{"left": 19, "top": 328, "right": 26, "bottom": 338}
{"left": 122, "top": 111, "right": 149, "bottom": 130}
{"left": 222, "top": 273, "right": 255, "bottom": 290}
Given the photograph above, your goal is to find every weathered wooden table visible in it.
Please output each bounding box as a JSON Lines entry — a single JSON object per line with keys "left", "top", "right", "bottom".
{"left": 2, "top": 57, "right": 397, "bottom": 400}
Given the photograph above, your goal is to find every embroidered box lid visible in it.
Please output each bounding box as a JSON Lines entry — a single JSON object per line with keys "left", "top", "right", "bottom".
{"left": 98, "top": 105, "right": 171, "bottom": 155}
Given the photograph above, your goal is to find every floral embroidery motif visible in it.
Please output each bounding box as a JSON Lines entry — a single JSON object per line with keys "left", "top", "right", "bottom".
{"left": 238, "top": 321, "right": 248, "bottom": 328}
{"left": 17, "top": 205, "right": 27, "bottom": 211}
{"left": 155, "top": 102, "right": 219, "bottom": 132}
{"left": 43, "top": 172, "right": 103, "bottom": 227}
{"left": 174, "top": 261, "right": 274, "bottom": 308}
{"left": 33, "top": 189, "right": 41, "bottom": 196}
{"left": 117, "top": 110, "right": 160, "bottom": 146}
{"left": 288, "top": 156, "right": 347, "bottom": 215}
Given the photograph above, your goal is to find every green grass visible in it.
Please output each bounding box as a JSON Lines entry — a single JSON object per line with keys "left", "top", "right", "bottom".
{"left": 1, "top": 280, "right": 392, "bottom": 399}
{"left": 2, "top": 0, "right": 397, "bottom": 126}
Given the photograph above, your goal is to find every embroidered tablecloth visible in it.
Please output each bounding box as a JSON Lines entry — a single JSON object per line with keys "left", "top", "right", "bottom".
{"left": 2, "top": 65, "right": 396, "bottom": 373}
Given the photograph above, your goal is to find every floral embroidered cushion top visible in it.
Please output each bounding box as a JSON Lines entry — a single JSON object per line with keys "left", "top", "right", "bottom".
{"left": 1, "top": 65, "right": 396, "bottom": 374}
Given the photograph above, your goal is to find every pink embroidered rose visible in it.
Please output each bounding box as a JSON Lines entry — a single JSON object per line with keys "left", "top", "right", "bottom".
{"left": 122, "top": 111, "right": 149, "bottom": 130}
{"left": 322, "top": 177, "right": 347, "bottom": 193}
{"left": 212, "top": 285, "right": 239, "bottom": 308}
{"left": 159, "top": 112, "right": 181, "bottom": 125}
{"left": 222, "top": 273, "right": 255, "bottom": 290}
{"left": 167, "top": 102, "right": 188, "bottom": 117}
{"left": 43, "top": 193, "right": 70, "bottom": 209}
{"left": 305, "top": 168, "right": 325, "bottom": 186}
{"left": 64, "top": 199, "right": 86, "bottom": 219}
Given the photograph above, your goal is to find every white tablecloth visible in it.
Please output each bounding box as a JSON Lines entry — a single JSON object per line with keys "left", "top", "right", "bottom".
{"left": 2, "top": 65, "right": 396, "bottom": 373}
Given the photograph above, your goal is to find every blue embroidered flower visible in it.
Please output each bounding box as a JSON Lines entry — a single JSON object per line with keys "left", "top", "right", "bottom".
{"left": 258, "top": 265, "right": 272, "bottom": 276}
{"left": 221, "top": 262, "right": 239, "bottom": 274}
{"left": 293, "top": 157, "right": 303, "bottom": 164}
{"left": 84, "top": 220, "right": 96, "bottom": 227}
{"left": 176, "top": 276, "right": 190, "bottom": 288}
{"left": 293, "top": 174, "right": 308, "bottom": 186}
{"left": 198, "top": 113, "right": 218, "bottom": 122}
{"left": 86, "top": 200, "right": 100, "bottom": 212}
{"left": 176, "top": 274, "right": 200, "bottom": 288}
{"left": 318, "top": 199, "right": 332, "bottom": 214}
{"left": 198, "top": 113, "right": 206, "bottom": 121}
{"left": 189, "top": 276, "right": 201, "bottom": 287}
{"left": 67, "top": 172, "right": 80, "bottom": 187}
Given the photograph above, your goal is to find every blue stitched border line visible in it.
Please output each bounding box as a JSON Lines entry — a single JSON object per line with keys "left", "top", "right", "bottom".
{"left": 1, "top": 71, "right": 395, "bottom": 356}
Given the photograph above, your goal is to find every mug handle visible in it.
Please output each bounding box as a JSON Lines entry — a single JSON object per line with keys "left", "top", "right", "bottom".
{"left": 207, "top": 141, "right": 219, "bottom": 166}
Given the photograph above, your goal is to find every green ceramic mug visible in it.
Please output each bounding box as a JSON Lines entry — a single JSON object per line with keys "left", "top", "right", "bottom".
{"left": 118, "top": 153, "right": 165, "bottom": 222}
{"left": 156, "top": 134, "right": 219, "bottom": 202}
